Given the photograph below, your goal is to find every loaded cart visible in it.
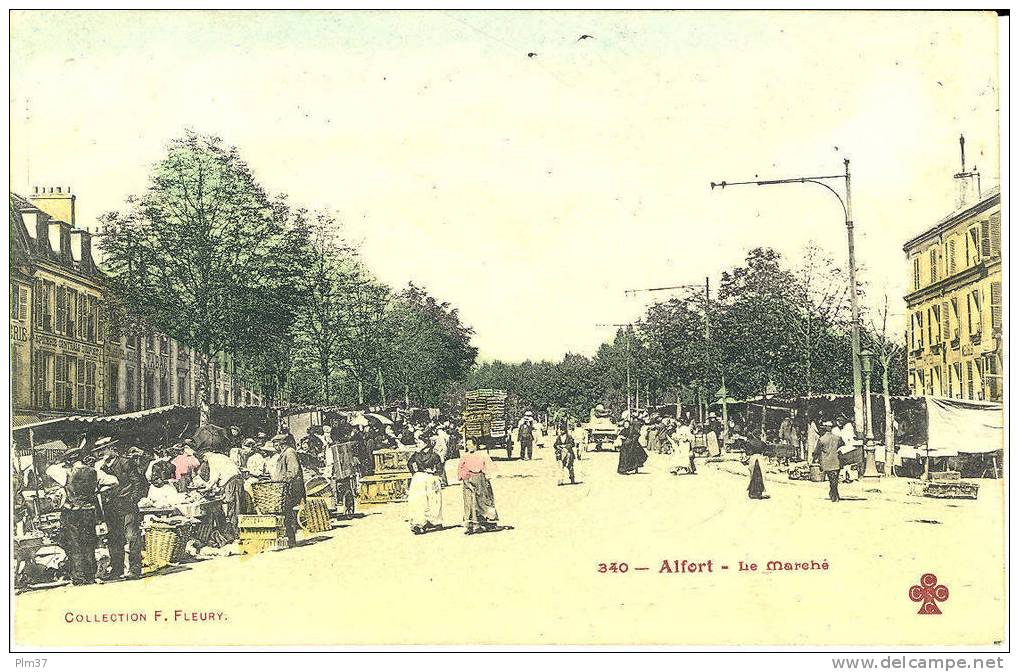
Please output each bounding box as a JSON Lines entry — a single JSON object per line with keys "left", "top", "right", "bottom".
{"left": 464, "top": 389, "right": 510, "bottom": 457}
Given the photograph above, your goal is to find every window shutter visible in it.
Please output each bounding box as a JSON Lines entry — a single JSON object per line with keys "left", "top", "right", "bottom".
{"left": 989, "top": 212, "right": 1001, "bottom": 258}
{"left": 56, "top": 286, "right": 66, "bottom": 335}
{"left": 19, "top": 288, "right": 28, "bottom": 322}
{"left": 948, "top": 239, "right": 957, "bottom": 274}
{"left": 941, "top": 301, "right": 949, "bottom": 342}
{"left": 991, "top": 281, "right": 1002, "bottom": 331}
{"left": 930, "top": 249, "right": 938, "bottom": 282}
{"left": 981, "top": 220, "right": 992, "bottom": 259}
{"left": 973, "top": 290, "right": 982, "bottom": 334}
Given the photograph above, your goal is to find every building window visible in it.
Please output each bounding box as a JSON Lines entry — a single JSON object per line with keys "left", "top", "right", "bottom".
{"left": 10, "top": 285, "right": 28, "bottom": 320}
{"left": 34, "top": 352, "right": 54, "bottom": 409}
{"left": 945, "top": 238, "right": 957, "bottom": 276}
{"left": 126, "top": 367, "right": 136, "bottom": 412}
{"left": 64, "top": 288, "right": 78, "bottom": 337}
{"left": 965, "top": 225, "right": 981, "bottom": 267}
{"left": 974, "top": 359, "right": 986, "bottom": 401}
{"left": 929, "top": 248, "right": 938, "bottom": 284}
{"left": 86, "top": 362, "right": 96, "bottom": 410}
{"left": 967, "top": 289, "right": 982, "bottom": 340}
{"left": 177, "top": 373, "right": 189, "bottom": 406}
{"left": 912, "top": 257, "right": 921, "bottom": 290}
{"left": 36, "top": 280, "right": 55, "bottom": 332}
{"left": 86, "top": 296, "right": 97, "bottom": 342}
{"left": 108, "top": 363, "right": 120, "bottom": 412}
{"left": 987, "top": 212, "right": 1001, "bottom": 259}
{"left": 144, "top": 371, "right": 155, "bottom": 409}
{"left": 55, "top": 355, "right": 73, "bottom": 410}
{"left": 966, "top": 360, "right": 974, "bottom": 400}
{"left": 160, "top": 375, "right": 169, "bottom": 407}
{"left": 950, "top": 297, "right": 961, "bottom": 344}
{"left": 990, "top": 281, "right": 1002, "bottom": 333}
{"left": 76, "top": 358, "right": 86, "bottom": 409}
{"left": 984, "top": 354, "right": 1002, "bottom": 401}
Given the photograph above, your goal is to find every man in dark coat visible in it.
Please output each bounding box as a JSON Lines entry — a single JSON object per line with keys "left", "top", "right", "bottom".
{"left": 271, "top": 433, "right": 306, "bottom": 546}
{"left": 46, "top": 448, "right": 101, "bottom": 585}
{"left": 97, "top": 438, "right": 147, "bottom": 579}
{"left": 813, "top": 422, "right": 845, "bottom": 503}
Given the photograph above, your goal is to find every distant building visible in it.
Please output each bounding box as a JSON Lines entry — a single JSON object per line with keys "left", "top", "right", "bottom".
{"left": 10, "top": 188, "right": 264, "bottom": 425}
{"left": 903, "top": 168, "right": 1001, "bottom": 402}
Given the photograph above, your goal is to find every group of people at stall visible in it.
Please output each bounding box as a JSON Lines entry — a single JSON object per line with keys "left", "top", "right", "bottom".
{"left": 40, "top": 426, "right": 321, "bottom": 586}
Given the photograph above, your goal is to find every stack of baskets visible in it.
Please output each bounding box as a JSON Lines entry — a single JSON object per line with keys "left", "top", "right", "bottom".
{"left": 304, "top": 477, "right": 336, "bottom": 510}
{"left": 143, "top": 523, "right": 179, "bottom": 571}
{"left": 297, "top": 497, "right": 332, "bottom": 533}
{"left": 241, "top": 480, "right": 290, "bottom": 554}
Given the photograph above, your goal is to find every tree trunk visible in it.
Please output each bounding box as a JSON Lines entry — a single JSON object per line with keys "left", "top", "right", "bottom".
{"left": 196, "top": 351, "right": 212, "bottom": 426}
{"left": 320, "top": 357, "right": 331, "bottom": 405}
{"left": 882, "top": 359, "right": 894, "bottom": 476}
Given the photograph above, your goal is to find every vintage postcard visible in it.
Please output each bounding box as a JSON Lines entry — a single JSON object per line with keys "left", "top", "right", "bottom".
{"left": 8, "top": 9, "right": 1007, "bottom": 651}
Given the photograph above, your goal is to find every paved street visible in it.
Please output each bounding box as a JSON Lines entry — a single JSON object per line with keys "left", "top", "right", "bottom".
{"left": 16, "top": 447, "right": 1005, "bottom": 647}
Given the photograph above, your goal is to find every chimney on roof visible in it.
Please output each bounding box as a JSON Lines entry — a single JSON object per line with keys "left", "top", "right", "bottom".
{"left": 953, "top": 134, "right": 981, "bottom": 209}
{"left": 29, "top": 185, "right": 76, "bottom": 227}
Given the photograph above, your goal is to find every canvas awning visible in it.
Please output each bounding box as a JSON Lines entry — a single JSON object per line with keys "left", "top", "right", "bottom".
{"left": 924, "top": 397, "right": 1003, "bottom": 457}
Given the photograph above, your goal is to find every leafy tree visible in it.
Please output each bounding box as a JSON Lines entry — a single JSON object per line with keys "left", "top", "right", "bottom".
{"left": 382, "top": 283, "right": 478, "bottom": 407}
{"left": 99, "top": 131, "right": 301, "bottom": 423}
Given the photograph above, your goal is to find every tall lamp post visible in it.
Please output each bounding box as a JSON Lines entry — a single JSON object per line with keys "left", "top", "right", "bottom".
{"left": 710, "top": 159, "right": 864, "bottom": 441}
{"left": 859, "top": 347, "right": 880, "bottom": 480}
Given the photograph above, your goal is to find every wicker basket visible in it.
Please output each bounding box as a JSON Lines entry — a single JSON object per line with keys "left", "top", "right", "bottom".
{"left": 298, "top": 497, "right": 332, "bottom": 533}
{"left": 251, "top": 481, "right": 289, "bottom": 514}
{"left": 143, "top": 524, "right": 179, "bottom": 571}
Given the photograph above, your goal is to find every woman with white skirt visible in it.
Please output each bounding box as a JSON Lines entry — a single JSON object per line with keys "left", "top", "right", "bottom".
{"left": 407, "top": 440, "right": 444, "bottom": 535}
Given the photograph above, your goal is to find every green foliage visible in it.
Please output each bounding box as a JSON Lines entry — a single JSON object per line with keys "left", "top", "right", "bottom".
{"left": 465, "top": 245, "right": 906, "bottom": 416}
{"left": 99, "top": 131, "right": 478, "bottom": 412}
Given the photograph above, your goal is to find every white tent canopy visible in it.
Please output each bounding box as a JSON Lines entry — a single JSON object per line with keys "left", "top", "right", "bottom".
{"left": 924, "top": 397, "right": 1003, "bottom": 457}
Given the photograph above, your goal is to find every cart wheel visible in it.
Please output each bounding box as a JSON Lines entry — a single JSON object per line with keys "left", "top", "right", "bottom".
{"left": 297, "top": 503, "right": 312, "bottom": 531}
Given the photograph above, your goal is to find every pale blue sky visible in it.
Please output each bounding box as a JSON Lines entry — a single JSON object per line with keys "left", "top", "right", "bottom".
{"left": 10, "top": 10, "right": 1001, "bottom": 362}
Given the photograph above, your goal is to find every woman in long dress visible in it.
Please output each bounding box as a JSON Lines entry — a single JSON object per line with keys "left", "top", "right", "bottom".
{"left": 668, "top": 422, "right": 695, "bottom": 475}
{"left": 616, "top": 420, "right": 648, "bottom": 475}
{"left": 705, "top": 419, "right": 721, "bottom": 457}
{"left": 407, "top": 439, "right": 444, "bottom": 534}
{"left": 457, "top": 441, "right": 499, "bottom": 534}
{"left": 746, "top": 441, "right": 768, "bottom": 500}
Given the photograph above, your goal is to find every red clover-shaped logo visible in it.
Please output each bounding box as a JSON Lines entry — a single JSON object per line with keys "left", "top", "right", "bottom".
{"left": 909, "top": 573, "right": 949, "bottom": 615}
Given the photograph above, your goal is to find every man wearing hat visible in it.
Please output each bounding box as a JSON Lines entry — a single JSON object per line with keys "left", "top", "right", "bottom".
{"left": 813, "top": 422, "right": 845, "bottom": 503}
{"left": 517, "top": 412, "right": 536, "bottom": 461}
{"left": 96, "top": 438, "right": 147, "bottom": 579}
{"left": 270, "top": 432, "right": 306, "bottom": 546}
{"left": 45, "top": 446, "right": 110, "bottom": 585}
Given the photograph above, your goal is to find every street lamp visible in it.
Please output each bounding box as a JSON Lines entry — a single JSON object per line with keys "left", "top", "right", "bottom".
{"left": 859, "top": 347, "right": 880, "bottom": 480}
{"left": 710, "top": 159, "right": 865, "bottom": 441}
